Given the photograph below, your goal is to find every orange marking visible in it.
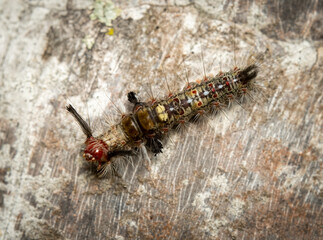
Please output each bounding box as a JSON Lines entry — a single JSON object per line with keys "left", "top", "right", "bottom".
{"left": 147, "top": 133, "right": 156, "bottom": 138}
{"left": 161, "top": 127, "right": 169, "bottom": 133}
{"left": 150, "top": 98, "right": 157, "bottom": 104}
{"left": 135, "top": 105, "right": 142, "bottom": 112}
{"left": 198, "top": 110, "right": 205, "bottom": 115}
{"left": 134, "top": 140, "right": 143, "bottom": 146}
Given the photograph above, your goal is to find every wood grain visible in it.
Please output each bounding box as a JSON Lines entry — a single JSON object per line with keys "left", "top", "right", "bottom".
{"left": 0, "top": 0, "right": 322, "bottom": 239}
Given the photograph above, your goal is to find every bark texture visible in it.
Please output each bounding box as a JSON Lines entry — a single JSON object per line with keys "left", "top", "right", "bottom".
{"left": 0, "top": 0, "right": 322, "bottom": 239}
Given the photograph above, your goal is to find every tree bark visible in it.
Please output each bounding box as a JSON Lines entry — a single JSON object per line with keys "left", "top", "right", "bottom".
{"left": 0, "top": 0, "right": 322, "bottom": 239}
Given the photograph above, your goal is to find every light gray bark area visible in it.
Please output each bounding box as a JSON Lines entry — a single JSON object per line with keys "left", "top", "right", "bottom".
{"left": 0, "top": 0, "right": 322, "bottom": 239}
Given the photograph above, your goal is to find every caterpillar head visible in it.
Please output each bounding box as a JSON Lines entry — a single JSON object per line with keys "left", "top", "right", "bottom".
{"left": 66, "top": 105, "right": 109, "bottom": 169}
{"left": 83, "top": 136, "right": 109, "bottom": 165}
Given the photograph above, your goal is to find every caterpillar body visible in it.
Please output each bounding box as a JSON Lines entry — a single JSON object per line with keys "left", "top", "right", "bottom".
{"left": 67, "top": 56, "right": 261, "bottom": 177}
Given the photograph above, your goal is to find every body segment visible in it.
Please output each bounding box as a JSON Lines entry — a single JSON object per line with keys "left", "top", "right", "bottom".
{"left": 67, "top": 63, "right": 259, "bottom": 177}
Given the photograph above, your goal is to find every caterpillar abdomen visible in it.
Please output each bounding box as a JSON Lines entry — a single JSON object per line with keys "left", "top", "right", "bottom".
{"left": 67, "top": 61, "right": 259, "bottom": 177}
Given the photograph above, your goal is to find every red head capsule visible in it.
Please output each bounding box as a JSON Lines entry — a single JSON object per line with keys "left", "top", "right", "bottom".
{"left": 66, "top": 105, "right": 110, "bottom": 169}
{"left": 83, "top": 137, "right": 109, "bottom": 166}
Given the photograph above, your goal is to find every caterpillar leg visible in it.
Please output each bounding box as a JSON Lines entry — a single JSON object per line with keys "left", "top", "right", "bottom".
{"left": 145, "top": 136, "right": 163, "bottom": 155}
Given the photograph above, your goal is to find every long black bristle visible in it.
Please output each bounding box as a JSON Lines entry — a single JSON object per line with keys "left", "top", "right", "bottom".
{"left": 239, "top": 64, "right": 259, "bottom": 84}
{"left": 127, "top": 91, "right": 139, "bottom": 104}
{"left": 66, "top": 104, "right": 92, "bottom": 138}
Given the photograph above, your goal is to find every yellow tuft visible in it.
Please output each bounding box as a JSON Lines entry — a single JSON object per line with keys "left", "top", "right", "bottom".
{"left": 155, "top": 105, "right": 168, "bottom": 122}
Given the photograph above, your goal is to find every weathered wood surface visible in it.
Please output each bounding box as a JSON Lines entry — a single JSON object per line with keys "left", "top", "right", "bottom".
{"left": 0, "top": 0, "right": 322, "bottom": 239}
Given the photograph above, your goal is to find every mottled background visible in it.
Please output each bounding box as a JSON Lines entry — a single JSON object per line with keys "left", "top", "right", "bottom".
{"left": 0, "top": 0, "right": 322, "bottom": 239}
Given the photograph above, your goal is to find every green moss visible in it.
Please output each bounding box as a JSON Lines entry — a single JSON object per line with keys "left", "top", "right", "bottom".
{"left": 90, "top": 0, "right": 121, "bottom": 26}
{"left": 82, "top": 35, "right": 95, "bottom": 49}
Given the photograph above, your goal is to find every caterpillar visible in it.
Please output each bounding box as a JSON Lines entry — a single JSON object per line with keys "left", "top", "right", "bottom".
{"left": 67, "top": 53, "right": 263, "bottom": 177}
